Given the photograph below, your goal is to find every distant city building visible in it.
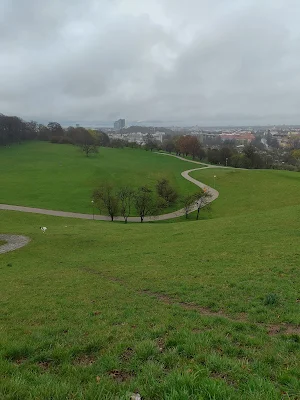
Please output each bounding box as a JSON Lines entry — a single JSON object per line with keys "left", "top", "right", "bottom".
{"left": 114, "top": 119, "right": 126, "bottom": 130}
{"left": 153, "top": 131, "right": 165, "bottom": 142}
{"left": 220, "top": 132, "right": 255, "bottom": 145}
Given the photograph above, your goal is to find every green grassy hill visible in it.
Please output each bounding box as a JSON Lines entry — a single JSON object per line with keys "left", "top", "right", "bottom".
{"left": 0, "top": 142, "right": 200, "bottom": 215}
{"left": 190, "top": 167, "right": 300, "bottom": 218}
{"left": 0, "top": 147, "right": 299, "bottom": 399}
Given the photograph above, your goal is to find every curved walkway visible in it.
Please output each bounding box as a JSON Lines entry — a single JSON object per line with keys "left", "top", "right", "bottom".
{"left": 0, "top": 234, "right": 30, "bottom": 254}
{"left": 0, "top": 154, "right": 220, "bottom": 222}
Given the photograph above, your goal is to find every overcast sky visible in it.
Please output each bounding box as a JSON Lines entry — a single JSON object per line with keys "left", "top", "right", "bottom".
{"left": 1, "top": 0, "right": 300, "bottom": 126}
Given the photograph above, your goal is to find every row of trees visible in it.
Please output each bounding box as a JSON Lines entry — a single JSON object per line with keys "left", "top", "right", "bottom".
{"left": 93, "top": 179, "right": 211, "bottom": 222}
{"left": 2, "top": 113, "right": 299, "bottom": 170}
{"left": 146, "top": 134, "right": 206, "bottom": 160}
{"left": 0, "top": 114, "right": 109, "bottom": 156}
{"left": 206, "top": 144, "right": 269, "bottom": 169}
{"left": 160, "top": 134, "right": 269, "bottom": 169}
{"left": 108, "top": 132, "right": 300, "bottom": 170}
{"left": 0, "top": 114, "right": 37, "bottom": 146}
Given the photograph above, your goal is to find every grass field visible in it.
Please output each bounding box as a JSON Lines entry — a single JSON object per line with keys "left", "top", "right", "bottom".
{"left": 0, "top": 142, "right": 201, "bottom": 216}
{"left": 190, "top": 167, "right": 300, "bottom": 218}
{"left": 1, "top": 146, "right": 300, "bottom": 399}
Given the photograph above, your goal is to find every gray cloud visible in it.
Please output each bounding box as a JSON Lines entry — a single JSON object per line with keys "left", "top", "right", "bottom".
{"left": 1, "top": 0, "right": 300, "bottom": 125}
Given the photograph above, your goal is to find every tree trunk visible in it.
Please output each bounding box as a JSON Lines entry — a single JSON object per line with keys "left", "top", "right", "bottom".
{"left": 111, "top": 215, "right": 114, "bottom": 221}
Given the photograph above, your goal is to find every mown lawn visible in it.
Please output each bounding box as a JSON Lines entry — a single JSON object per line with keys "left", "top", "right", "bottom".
{"left": 1, "top": 149, "right": 300, "bottom": 399}
{"left": 0, "top": 142, "right": 201, "bottom": 215}
{"left": 1, "top": 198, "right": 299, "bottom": 399}
{"left": 190, "top": 167, "right": 300, "bottom": 218}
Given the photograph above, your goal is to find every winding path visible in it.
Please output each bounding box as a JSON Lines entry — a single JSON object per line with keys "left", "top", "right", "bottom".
{"left": 0, "top": 234, "right": 30, "bottom": 254}
{"left": 0, "top": 153, "right": 220, "bottom": 222}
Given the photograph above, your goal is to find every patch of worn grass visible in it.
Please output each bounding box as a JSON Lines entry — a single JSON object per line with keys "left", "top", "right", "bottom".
{"left": 0, "top": 142, "right": 204, "bottom": 215}
{"left": 0, "top": 240, "right": 7, "bottom": 246}
{"left": 1, "top": 201, "right": 299, "bottom": 399}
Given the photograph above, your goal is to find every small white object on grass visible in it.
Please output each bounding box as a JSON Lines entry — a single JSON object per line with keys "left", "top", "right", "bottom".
{"left": 131, "top": 394, "right": 141, "bottom": 400}
{"left": 40, "top": 227, "right": 47, "bottom": 233}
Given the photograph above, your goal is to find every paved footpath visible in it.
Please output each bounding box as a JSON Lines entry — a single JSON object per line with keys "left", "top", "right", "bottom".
{"left": 0, "top": 234, "right": 30, "bottom": 254}
{"left": 0, "top": 154, "right": 221, "bottom": 223}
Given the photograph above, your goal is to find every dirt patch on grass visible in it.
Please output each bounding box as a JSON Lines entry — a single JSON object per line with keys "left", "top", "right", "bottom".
{"left": 141, "top": 290, "right": 245, "bottom": 322}
{"left": 267, "top": 324, "right": 300, "bottom": 336}
{"left": 141, "top": 290, "right": 299, "bottom": 337}
{"left": 121, "top": 347, "right": 134, "bottom": 362}
{"left": 73, "top": 354, "right": 96, "bottom": 366}
{"left": 180, "top": 301, "right": 247, "bottom": 322}
{"left": 210, "top": 372, "right": 237, "bottom": 387}
{"left": 80, "top": 271, "right": 299, "bottom": 339}
{"left": 37, "top": 361, "right": 52, "bottom": 371}
{"left": 140, "top": 290, "right": 174, "bottom": 305}
{"left": 92, "top": 311, "right": 101, "bottom": 316}
{"left": 156, "top": 337, "right": 166, "bottom": 353}
{"left": 109, "top": 369, "right": 134, "bottom": 382}
{"left": 14, "top": 358, "right": 27, "bottom": 365}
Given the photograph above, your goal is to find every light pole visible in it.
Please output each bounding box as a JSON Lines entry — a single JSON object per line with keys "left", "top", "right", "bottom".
{"left": 214, "top": 175, "right": 216, "bottom": 189}
{"left": 91, "top": 200, "right": 94, "bottom": 220}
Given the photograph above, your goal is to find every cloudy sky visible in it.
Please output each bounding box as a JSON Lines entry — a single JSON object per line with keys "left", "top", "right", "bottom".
{"left": 1, "top": 0, "right": 300, "bottom": 126}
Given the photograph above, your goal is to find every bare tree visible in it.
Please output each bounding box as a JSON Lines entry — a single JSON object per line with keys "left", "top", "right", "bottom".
{"left": 182, "top": 190, "right": 211, "bottom": 219}
{"left": 134, "top": 186, "right": 155, "bottom": 222}
{"left": 118, "top": 186, "right": 135, "bottom": 223}
{"left": 93, "top": 184, "right": 119, "bottom": 221}
{"left": 182, "top": 194, "right": 197, "bottom": 219}
{"left": 195, "top": 190, "right": 212, "bottom": 220}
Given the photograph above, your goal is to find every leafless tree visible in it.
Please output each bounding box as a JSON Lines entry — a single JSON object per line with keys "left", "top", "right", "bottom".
{"left": 195, "top": 190, "right": 212, "bottom": 220}
{"left": 118, "top": 186, "right": 135, "bottom": 223}
{"left": 93, "top": 184, "right": 119, "bottom": 221}
{"left": 182, "top": 194, "right": 197, "bottom": 219}
{"left": 134, "top": 186, "right": 155, "bottom": 222}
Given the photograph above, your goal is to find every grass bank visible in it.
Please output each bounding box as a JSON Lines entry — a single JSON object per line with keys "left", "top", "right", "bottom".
{"left": 1, "top": 202, "right": 299, "bottom": 399}
{"left": 0, "top": 142, "right": 202, "bottom": 215}
{"left": 190, "top": 167, "right": 300, "bottom": 218}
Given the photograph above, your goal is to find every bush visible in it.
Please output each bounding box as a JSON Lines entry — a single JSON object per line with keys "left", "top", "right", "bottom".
{"left": 156, "top": 178, "right": 178, "bottom": 206}
{"left": 50, "top": 136, "right": 62, "bottom": 143}
{"left": 59, "top": 136, "right": 74, "bottom": 144}
{"left": 51, "top": 136, "right": 74, "bottom": 144}
{"left": 263, "top": 293, "right": 279, "bottom": 306}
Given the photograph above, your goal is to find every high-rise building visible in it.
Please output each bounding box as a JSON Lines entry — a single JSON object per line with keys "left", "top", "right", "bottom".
{"left": 114, "top": 119, "right": 125, "bottom": 130}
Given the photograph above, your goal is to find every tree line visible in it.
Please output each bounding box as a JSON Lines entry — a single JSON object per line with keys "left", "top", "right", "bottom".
{"left": 0, "top": 114, "right": 37, "bottom": 146}
{"left": 159, "top": 135, "right": 270, "bottom": 169}
{"left": 0, "top": 114, "right": 111, "bottom": 156}
{"left": 92, "top": 178, "right": 211, "bottom": 222}
{"left": 2, "top": 112, "right": 299, "bottom": 170}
